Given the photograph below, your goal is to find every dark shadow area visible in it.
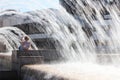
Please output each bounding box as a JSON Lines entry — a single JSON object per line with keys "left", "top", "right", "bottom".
{"left": 0, "top": 71, "right": 18, "bottom": 80}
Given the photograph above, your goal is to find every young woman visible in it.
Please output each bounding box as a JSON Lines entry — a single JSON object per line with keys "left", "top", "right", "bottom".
{"left": 19, "top": 36, "right": 31, "bottom": 51}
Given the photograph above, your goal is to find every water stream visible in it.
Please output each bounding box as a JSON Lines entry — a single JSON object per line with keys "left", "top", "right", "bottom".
{"left": 1, "top": 0, "right": 120, "bottom": 79}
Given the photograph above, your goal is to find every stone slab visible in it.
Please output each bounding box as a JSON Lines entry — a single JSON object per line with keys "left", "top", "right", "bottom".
{"left": 12, "top": 50, "right": 62, "bottom": 62}
{"left": 21, "top": 64, "right": 120, "bottom": 80}
{"left": 0, "top": 54, "right": 11, "bottom": 70}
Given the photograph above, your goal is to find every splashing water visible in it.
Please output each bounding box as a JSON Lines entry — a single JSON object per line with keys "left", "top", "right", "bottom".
{"left": 1, "top": 0, "right": 120, "bottom": 64}
{"left": 1, "top": 1, "right": 120, "bottom": 79}
{"left": 0, "top": 27, "right": 37, "bottom": 53}
{"left": 0, "top": 8, "right": 95, "bottom": 62}
{"left": 57, "top": 0, "right": 120, "bottom": 64}
{"left": 25, "top": 0, "right": 120, "bottom": 64}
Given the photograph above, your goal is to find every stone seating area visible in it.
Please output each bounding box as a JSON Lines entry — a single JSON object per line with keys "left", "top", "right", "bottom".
{"left": 12, "top": 50, "right": 62, "bottom": 71}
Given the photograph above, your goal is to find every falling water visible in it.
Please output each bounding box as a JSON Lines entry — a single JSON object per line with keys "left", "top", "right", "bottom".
{"left": 57, "top": 0, "right": 120, "bottom": 64}
{"left": 0, "top": 27, "right": 37, "bottom": 53}
{"left": 0, "top": 8, "right": 95, "bottom": 62}
{"left": 24, "top": 0, "right": 120, "bottom": 64}
{"left": 1, "top": 0, "right": 120, "bottom": 79}
{"left": 1, "top": 0, "right": 120, "bottom": 64}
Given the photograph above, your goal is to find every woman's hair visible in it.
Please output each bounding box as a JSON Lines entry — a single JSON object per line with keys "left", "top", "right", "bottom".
{"left": 24, "top": 36, "right": 29, "bottom": 41}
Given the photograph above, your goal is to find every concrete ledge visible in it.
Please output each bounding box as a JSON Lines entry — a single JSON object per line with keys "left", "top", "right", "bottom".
{"left": 21, "top": 65, "right": 68, "bottom": 80}
{"left": 12, "top": 49, "right": 62, "bottom": 71}
{"left": 12, "top": 50, "right": 44, "bottom": 71}
{"left": 12, "top": 50, "right": 62, "bottom": 62}
{"left": 21, "top": 64, "right": 120, "bottom": 80}
{"left": 0, "top": 54, "right": 11, "bottom": 70}
{"left": 97, "top": 54, "right": 120, "bottom": 64}
{"left": 0, "top": 51, "right": 120, "bottom": 72}
{"left": 0, "top": 49, "right": 62, "bottom": 71}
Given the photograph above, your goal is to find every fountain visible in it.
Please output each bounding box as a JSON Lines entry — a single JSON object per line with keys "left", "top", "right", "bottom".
{"left": 1, "top": 0, "right": 120, "bottom": 80}
{"left": 0, "top": 27, "right": 38, "bottom": 51}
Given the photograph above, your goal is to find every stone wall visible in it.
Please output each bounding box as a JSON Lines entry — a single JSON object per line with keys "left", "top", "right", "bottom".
{"left": 12, "top": 50, "right": 62, "bottom": 71}
{"left": 0, "top": 54, "right": 11, "bottom": 70}
{"left": 0, "top": 42, "right": 7, "bottom": 52}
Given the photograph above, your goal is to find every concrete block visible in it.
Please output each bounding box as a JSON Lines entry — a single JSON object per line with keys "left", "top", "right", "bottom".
{"left": 97, "top": 54, "right": 120, "bottom": 64}
{"left": 0, "top": 54, "right": 11, "bottom": 70}
{"left": 12, "top": 50, "right": 44, "bottom": 71}
{"left": 12, "top": 50, "right": 62, "bottom": 63}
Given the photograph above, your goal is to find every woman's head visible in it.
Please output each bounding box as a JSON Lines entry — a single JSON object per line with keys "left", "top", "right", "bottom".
{"left": 24, "top": 36, "right": 29, "bottom": 41}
